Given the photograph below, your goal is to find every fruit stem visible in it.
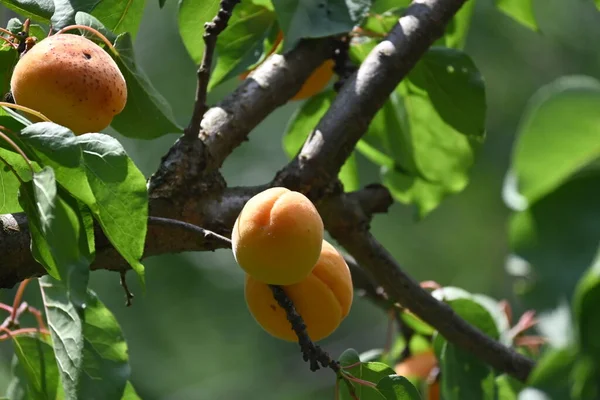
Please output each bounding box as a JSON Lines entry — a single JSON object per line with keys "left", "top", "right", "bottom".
{"left": 0, "top": 129, "right": 34, "bottom": 178}
{"left": 0, "top": 102, "right": 51, "bottom": 123}
{"left": 55, "top": 25, "right": 118, "bottom": 56}
{"left": 10, "top": 279, "right": 30, "bottom": 323}
{"left": 0, "top": 28, "right": 18, "bottom": 40}
{"left": 0, "top": 36, "right": 17, "bottom": 49}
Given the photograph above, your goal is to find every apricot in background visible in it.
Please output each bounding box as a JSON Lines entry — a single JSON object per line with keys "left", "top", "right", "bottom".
{"left": 244, "top": 240, "right": 353, "bottom": 342}
{"left": 238, "top": 30, "right": 334, "bottom": 101}
{"left": 394, "top": 350, "right": 437, "bottom": 379}
{"left": 232, "top": 187, "right": 324, "bottom": 285}
{"left": 11, "top": 33, "right": 127, "bottom": 134}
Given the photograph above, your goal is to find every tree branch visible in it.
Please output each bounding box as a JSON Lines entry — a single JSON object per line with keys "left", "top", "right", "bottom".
{"left": 275, "top": 0, "right": 467, "bottom": 194}
{"left": 185, "top": 0, "right": 241, "bottom": 139}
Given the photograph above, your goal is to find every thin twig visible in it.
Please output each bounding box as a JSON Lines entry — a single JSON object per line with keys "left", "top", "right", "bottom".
{"left": 148, "top": 216, "right": 232, "bottom": 246}
{"left": 185, "top": 0, "right": 241, "bottom": 139}
{"left": 268, "top": 284, "right": 340, "bottom": 373}
{"left": 119, "top": 271, "right": 134, "bottom": 307}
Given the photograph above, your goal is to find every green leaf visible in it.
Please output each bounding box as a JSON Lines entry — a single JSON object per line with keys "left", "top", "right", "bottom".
{"left": 78, "top": 290, "right": 130, "bottom": 399}
{"left": 360, "top": 8, "right": 402, "bottom": 36}
{"left": 19, "top": 168, "right": 93, "bottom": 304}
{"left": 527, "top": 346, "right": 578, "bottom": 398}
{"left": 340, "top": 361, "right": 397, "bottom": 400}
{"left": 0, "top": 42, "right": 18, "bottom": 97}
{"left": 0, "top": 144, "right": 33, "bottom": 214}
{"left": 76, "top": 133, "right": 147, "bottom": 285}
{"left": 504, "top": 76, "right": 600, "bottom": 209}
{"left": 178, "top": 0, "right": 220, "bottom": 64}
{"left": 441, "top": 0, "right": 476, "bottom": 49}
{"left": 51, "top": 0, "right": 145, "bottom": 35}
{"left": 508, "top": 173, "right": 600, "bottom": 311}
{"left": 40, "top": 279, "right": 132, "bottom": 399}
{"left": 0, "top": 0, "right": 53, "bottom": 24}
{"left": 121, "top": 381, "right": 141, "bottom": 400}
{"left": 400, "top": 312, "right": 435, "bottom": 336}
{"left": 111, "top": 33, "right": 182, "bottom": 139}
{"left": 6, "top": 18, "right": 48, "bottom": 40}
{"left": 39, "top": 277, "right": 84, "bottom": 399}
{"left": 74, "top": 12, "right": 118, "bottom": 44}
{"left": 573, "top": 251, "right": 600, "bottom": 363}
{"left": 208, "top": 2, "right": 277, "bottom": 90}
{"left": 339, "top": 348, "right": 361, "bottom": 366}
{"left": 376, "top": 375, "right": 422, "bottom": 400}
{"left": 19, "top": 123, "right": 96, "bottom": 206}
{"left": 90, "top": 0, "right": 146, "bottom": 40}
{"left": 431, "top": 287, "right": 501, "bottom": 340}
{"left": 273, "top": 0, "right": 371, "bottom": 50}
{"left": 339, "top": 153, "right": 360, "bottom": 191}
{"left": 440, "top": 340, "right": 495, "bottom": 400}
{"left": 283, "top": 89, "right": 359, "bottom": 189}
{"left": 495, "top": 374, "right": 524, "bottom": 400}
{"left": 495, "top": 0, "right": 538, "bottom": 31}
{"left": 368, "top": 47, "right": 485, "bottom": 217}
{"left": 11, "top": 335, "right": 59, "bottom": 400}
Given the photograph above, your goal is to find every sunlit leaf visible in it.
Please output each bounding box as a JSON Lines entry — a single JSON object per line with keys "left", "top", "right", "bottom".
{"left": 76, "top": 133, "right": 147, "bottom": 285}
{"left": 178, "top": 0, "right": 220, "bottom": 64}
{"left": 10, "top": 335, "right": 59, "bottom": 400}
{"left": 495, "top": 0, "right": 538, "bottom": 31}
{"left": 0, "top": 0, "right": 53, "bottom": 24}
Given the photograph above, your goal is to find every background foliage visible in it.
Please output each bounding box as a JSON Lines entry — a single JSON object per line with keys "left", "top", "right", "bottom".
{"left": 0, "top": 0, "right": 599, "bottom": 398}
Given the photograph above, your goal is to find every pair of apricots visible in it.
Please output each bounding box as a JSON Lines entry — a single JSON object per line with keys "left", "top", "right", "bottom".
{"left": 232, "top": 187, "right": 353, "bottom": 342}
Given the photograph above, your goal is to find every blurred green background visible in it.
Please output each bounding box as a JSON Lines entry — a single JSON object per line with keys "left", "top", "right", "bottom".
{"left": 2, "top": 0, "right": 600, "bottom": 398}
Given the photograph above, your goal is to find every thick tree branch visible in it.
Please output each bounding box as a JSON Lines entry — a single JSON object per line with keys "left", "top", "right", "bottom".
{"left": 321, "top": 196, "right": 535, "bottom": 381}
{"left": 275, "top": 0, "right": 467, "bottom": 193}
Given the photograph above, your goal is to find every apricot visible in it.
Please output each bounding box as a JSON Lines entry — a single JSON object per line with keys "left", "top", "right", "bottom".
{"left": 394, "top": 350, "right": 437, "bottom": 379}
{"left": 232, "top": 187, "right": 324, "bottom": 285}
{"left": 10, "top": 33, "right": 127, "bottom": 134}
{"left": 291, "top": 59, "right": 335, "bottom": 101}
{"left": 238, "top": 30, "right": 334, "bottom": 101}
{"left": 245, "top": 240, "right": 353, "bottom": 342}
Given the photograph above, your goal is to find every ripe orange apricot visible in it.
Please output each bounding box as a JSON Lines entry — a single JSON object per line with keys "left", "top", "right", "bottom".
{"left": 10, "top": 33, "right": 127, "bottom": 134}
{"left": 394, "top": 350, "right": 437, "bottom": 379}
{"left": 291, "top": 59, "right": 335, "bottom": 101}
{"left": 245, "top": 240, "right": 353, "bottom": 342}
{"left": 232, "top": 187, "right": 324, "bottom": 285}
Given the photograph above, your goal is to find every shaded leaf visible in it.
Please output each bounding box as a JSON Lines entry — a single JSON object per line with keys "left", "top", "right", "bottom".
{"left": 440, "top": 0, "right": 476, "bottom": 49}
{"left": 273, "top": 0, "right": 371, "bottom": 50}
{"left": 573, "top": 250, "right": 600, "bottom": 365}
{"left": 495, "top": 0, "right": 537, "bottom": 31}
{"left": 0, "top": 42, "right": 18, "bottom": 97}
{"left": 76, "top": 133, "right": 147, "bottom": 285}
{"left": 111, "top": 33, "right": 182, "bottom": 139}
{"left": 6, "top": 17, "right": 48, "bottom": 40}
{"left": 0, "top": 144, "right": 33, "bottom": 214}
{"left": 0, "top": 0, "right": 53, "bottom": 24}
{"left": 504, "top": 76, "right": 600, "bottom": 209}
{"left": 508, "top": 173, "right": 600, "bottom": 311}
{"left": 209, "top": 2, "right": 277, "bottom": 89}
{"left": 11, "top": 335, "right": 59, "bottom": 400}
{"left": 178, "top": 0, "right": 220, "bottom": 64}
